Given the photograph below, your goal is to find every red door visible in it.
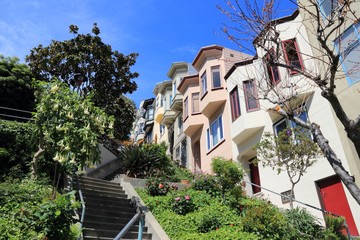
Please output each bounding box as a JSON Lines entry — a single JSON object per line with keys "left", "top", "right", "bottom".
{"left": 317, "top": 176, "right": 359, "bottom": 236}
{"left": 249, "top": 162, "right": 261, "bottom": 194}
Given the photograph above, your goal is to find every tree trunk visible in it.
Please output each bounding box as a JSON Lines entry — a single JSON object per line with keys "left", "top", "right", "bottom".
{"left": 31, "top": 136, "right": 45, "bottom": 178}
{"left": 290, "top": 183, "right": 295, "bottom": 210}
{"left": 311, "top": 123, "right": 360, "bottom": 205}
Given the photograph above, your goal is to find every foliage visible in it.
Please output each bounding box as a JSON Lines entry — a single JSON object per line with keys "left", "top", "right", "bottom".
{"left": 240, "top": 197, "right": 289, "bottom": 239}
{"left": 32, "top": 79, "right": 114, "bottom": 177}
{"left": 256, "top": 128, "right": 320, "bottom": 208}
{"left": 33, "top": 191, "right": 80, "bottom": 239}
{"left": 118, "top": 143, "right": 173, "bottom": 178}
{"left": 324, "top": 215, "right": 347, "bottom": 240}
{"left": 211, "top": 157, "right": 244, "bottom": 199}
{"left": 284, "top": 207, "right": 324, "bottom": 239}
{"left": 0, "top": 179, "right": 79, "bottom": 240}
{"left": 192, "top": 173, "right": 221, "bottom": 197}
{"left": 168, "top": 165, "right": 194, "bottom": 182}
{"left": 146, "top": 177, "right": 170, "bottom": 196}
{"left": 0, "top": 55, "right": 35, "bottom": 118}
{"left": 26, "top": 23, "right": 138, "bottom": 140}
{"left": 0, "top": 120, "right": 34, "bottom": 181}
{"left": 172, "top": 195, "right": 196, "bottom": 215}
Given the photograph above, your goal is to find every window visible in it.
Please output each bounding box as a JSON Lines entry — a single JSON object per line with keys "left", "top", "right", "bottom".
{"left": 282, "top": 39, "right": 304, "bottom": 74}
{"left": 160, "top": 124, "right": 165, "bottom": 136}
{"left": 175, "top": 146, "right": 180, "bottom": 160}
{"left": 183, "top": 97, "right": 188, "bottom": 119}
{"left": 181, "top": 139, "right": 187, "bottom": 167}
{"left": 178, "top": 116, "right": 183, "bottom": 134}
{"left": 192, "top": 92, "right": 200, "bottom": 114}
{"left": 336, "top": 22, "right": 360, "bottom": 85}
{"left": 243, "top": 80, "right": 259, "bottom": 111}
{"left": 201, "top": 71, "right": 208, "bottom": 97}
{"left": 139, "top": 123, "right": 144, "bottom": 133}
{"left": 230, "top": 86, "right": 241, "bottom": 121}
{"left": 265, "top": 49, "right": 280, "bottom": 85}
{"left": 318, "top": 0, "right": 341, "bottom": 17}
{"left": 146, "top": 107, "right": 154, "bottom": 121}
{"left": 273, "top": 108, "right": 311, "bottom": 140}
{"left": 172, "top": 82, "right": 177, "bottom": 101}
{"left": 211, "top": 65, "right": 221, "bottom": 89}
{"left": 206, "top": 114, "right": 224, "bottom": 150}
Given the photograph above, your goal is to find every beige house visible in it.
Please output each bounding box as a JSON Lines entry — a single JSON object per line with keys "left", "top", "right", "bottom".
{"left": 297, "top": 0, "right": 360, "bottom": 189}
{"left": 225, "top": 10, "right": 359, "bottom": 235}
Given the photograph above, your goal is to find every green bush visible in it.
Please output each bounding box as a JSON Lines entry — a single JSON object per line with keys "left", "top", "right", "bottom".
{"left": 192, "top": 174, "right": 221, "bottom": 197}
{"left": 240, "top": 198, "right": 289, "bottom": 239}
{"left": 172, "top": 195, "right": 196, "bottom": 215}
{"left": 34, "top": 191, "right": 80, "bottom": 239}
{"left": 0, "top": 179, "right": 79, "bottom": 240}
{"left": 145, "top": 177, "right": 170, "bottom": 196}
{"left": 324, "top": 215, "right": 347, "bottom": 240}
{"left": 118, "top": 143, "right": 173, "bottom": 178}
{"left": 284, "top": 207, "right": 324, "bottom": 239}
{"left": 0, "top": 120, "right": 34, "bottom": 181}
{"left": 168, "top": 165, "right": 194, "bottom": 182}
{"left": 211, "top": 157, "right": 244, "bottom": 200}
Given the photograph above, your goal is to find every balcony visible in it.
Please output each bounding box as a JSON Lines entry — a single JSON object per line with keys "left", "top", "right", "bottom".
{"left": 200, "top": 88, "right": 227, "bottom": 118}
{"left": 171, "top": 93, "right": 183, "bottom": 112}
{"left": 231, "top": 110, "right": 266, "bottom": 145}
{"left": 162, "top": 109, "right": 176, "bottom": 127}
{"left": 183, "top": 113, "right": 204, "bottom": 137}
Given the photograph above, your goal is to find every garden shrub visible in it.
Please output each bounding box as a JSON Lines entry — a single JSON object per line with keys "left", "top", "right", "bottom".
{"left": 146, "top": 177, "right": 170, "bottom": 196}
{"left": 0, "top": 179, "right": 79, "bottom": 240}
{"left": 118, "top": 142, "right": 173, "bottom": 178}
{"left": 172, "top": 195, "right": 196, "bottom": 215}
{"left": 192, "top": 174, "right": 221, "bottom": 197}
{"left": 284, "top": 207, "right": 324, "bottom": 239}
{"left": 167, "top": 165, "right": 194, "bottom": 182}
{"left": 0, "top": 120, "right": 34, "bottom": 181}
{"left": 323, "top": 215, "right": 348, "bottom": 240}
{"left": 211, "top": 157, "right": 244, "bottom": 200}
{"left": 240, "top": 197, "right": 289, "bottom": 239}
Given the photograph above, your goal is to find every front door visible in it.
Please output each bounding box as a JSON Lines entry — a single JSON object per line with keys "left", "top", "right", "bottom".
{"left": 317, "top": 176, "right": 359, "bottom": 236}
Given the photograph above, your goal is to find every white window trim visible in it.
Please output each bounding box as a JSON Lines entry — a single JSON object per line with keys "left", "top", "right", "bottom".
{"left": 206, "top": 114, "right": 224, "bottom": 151}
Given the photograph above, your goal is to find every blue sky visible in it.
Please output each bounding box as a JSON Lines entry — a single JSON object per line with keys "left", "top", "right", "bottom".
{"left": 0, "top": 0, "right": 295, "bottom": 108}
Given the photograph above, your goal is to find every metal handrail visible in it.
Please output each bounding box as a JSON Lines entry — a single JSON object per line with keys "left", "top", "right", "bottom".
{"left": 114, "top": 196, "right": 145, "bottom": 240}
{"left": 72, "top": 175, "right": 86, "bottom": 240}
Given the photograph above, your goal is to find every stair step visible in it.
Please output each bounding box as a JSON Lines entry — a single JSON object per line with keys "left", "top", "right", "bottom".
{"left": 81, "top": 189, "right": 128, "bottom": 198}
{"left": 79, "top": 176, "right": 121, "bottom": 186}
{"left": 76, "top": 178, "right": 124, "bottom": 191}
{"left": 83, "top": 228, "right": 152, "bottom": 239}
{"left": 85, "top": 203, "right": 135, "bottom": 213}
{"left": 86, "top": 208, "right": 137, "bottom": 218}
{"left": 84, "top": 220, "right": 148, "bottom": 232}
{"left": 85, "top": 213, "right": 136, "bottom": 224}
{"left": 83, "top": 195, "right": 131, "bottom": 205}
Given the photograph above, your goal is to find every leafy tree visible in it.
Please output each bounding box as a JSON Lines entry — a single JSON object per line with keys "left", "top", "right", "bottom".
{"left": 256, "top": 127, "right": 321, "bottom": 209}
{"left": 217, "top": 0, "right": 360, "bottom": 204}
{"left": 26, "top": 23, "right": 138, "bottom": 140}
{"left": 0, "top": 55, "right": 35, "bottom": 120}
{"left": 31, "top": 79, "right": 114, "bottom": 178}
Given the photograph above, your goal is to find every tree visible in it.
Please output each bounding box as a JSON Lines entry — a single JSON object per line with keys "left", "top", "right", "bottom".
{"left": 0, "top": 55, "right": 35, "bottom": 120}
{"left": 32, "top": 79, "right": 114, "bottom": 178}
{"left": 217, "top": 0, "right": 360, "bottom": 204}
{"left": 256, "top": 128, "right": 320, "bottom": 209}
{"left": 26, "top": 23, "right": 138, "bottom": 140}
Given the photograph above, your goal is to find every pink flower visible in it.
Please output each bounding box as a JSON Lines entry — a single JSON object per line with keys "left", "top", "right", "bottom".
{"left": 175, "top": 197, "right": 181, "bottom": 202}
{"left": 185, "top": 195, "right": 191, "bottom": 200}
{"left": 158, "top": 183, "right": 164, "bottom": 189}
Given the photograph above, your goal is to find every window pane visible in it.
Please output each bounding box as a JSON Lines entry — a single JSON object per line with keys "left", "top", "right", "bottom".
{"left": 219, "top": 115, "right": 223, "bottom": 140}
{"left": 192, "top": 92, "right": 200, "bottom": 113}
{"left": 230, "top": 87, "right": 241, "bottom": 120}
{"left": 212, "top": 66, "right": 221, "bottom": 88}
{"left": 244, "top": 80, "right": 259, "bottom": 111}
{"left": 274, "top": 119, "right": 287, "bottom": 136}
{"left": 201, "top": 72, "right": 207, "bottom": 96}
{"left": 207, "top": 128, "right": 211, "bottom": 150}
{"left": 211, "top": 120, "right": 219, "bottom": 146}
{"left": 320, "top": 0, "right": 338, "bottom": 16}
{"left": 283, "top": 39, "right": 302, "bottom": 71}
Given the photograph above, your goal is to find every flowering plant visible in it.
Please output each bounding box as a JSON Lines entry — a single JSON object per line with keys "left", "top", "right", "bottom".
{"left": 172, "top": 195, "right": 195, "bottom": 215}
{"left": 145, "top": 177, "right": 170, "bottom": 196}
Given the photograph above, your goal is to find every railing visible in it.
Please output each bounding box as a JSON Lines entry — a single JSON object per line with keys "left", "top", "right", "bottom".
{"left": 0, "top": 106, "right": 32, "bottom": 121}
{"left": 72, "top": 175, "right": 86, "bottom": 240}
{"left": 114, "top": 196, "right": 145, "bottom": 240}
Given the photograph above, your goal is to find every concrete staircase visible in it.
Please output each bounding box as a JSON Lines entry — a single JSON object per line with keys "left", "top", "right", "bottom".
{"left": 76, "top": 176, "right": 152, "bottom": 240}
